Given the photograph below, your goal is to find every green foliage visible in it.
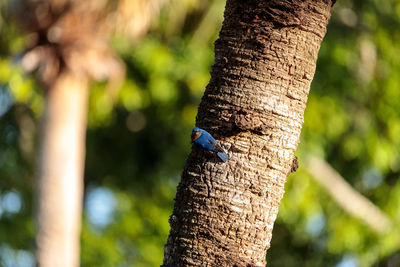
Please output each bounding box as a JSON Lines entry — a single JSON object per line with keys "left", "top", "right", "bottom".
{"left": 0, "top": 0, "right": 399, "bottom": 266}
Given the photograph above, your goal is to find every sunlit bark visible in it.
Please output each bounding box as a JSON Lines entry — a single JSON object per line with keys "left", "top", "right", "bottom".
{"left": 163, "top": 0, "right": 335, "bottom": 266}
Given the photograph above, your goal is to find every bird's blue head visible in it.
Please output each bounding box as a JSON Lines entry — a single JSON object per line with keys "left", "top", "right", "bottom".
{"left": 192, "top": 127, "right": 201, "bottom": 133}
{"left": 191, "top": 127, "right": 202, "bottom": 143}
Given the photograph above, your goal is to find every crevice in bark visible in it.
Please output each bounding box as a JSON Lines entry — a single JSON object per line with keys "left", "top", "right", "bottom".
{"left": 290, "top": 155, "right": 299, "bottom": 174}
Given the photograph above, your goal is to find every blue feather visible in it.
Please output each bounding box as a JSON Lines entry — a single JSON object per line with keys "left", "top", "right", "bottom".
{"left": 217, "top": 151, "right": 229, "bottom": 162}
{"left": 191, "top": 127, "right": 229, "bottom": 162}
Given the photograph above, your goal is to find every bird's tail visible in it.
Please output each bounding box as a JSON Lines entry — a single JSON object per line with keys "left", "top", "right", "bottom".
{"left": 217, "top": 151, "right": 229, "bottom": 162}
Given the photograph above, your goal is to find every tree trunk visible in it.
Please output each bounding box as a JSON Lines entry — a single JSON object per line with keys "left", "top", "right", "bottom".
{"left": 37, "top": 71, "right": 88, "bottom": 267}
{"left": 163, "top": 0, "right": 334, "bottom": 266}
{"left": 12, "top": 0, "right": 161, "bottom": 265}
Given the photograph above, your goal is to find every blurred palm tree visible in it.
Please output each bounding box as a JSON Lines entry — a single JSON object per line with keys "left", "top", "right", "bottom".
{"left": 9, "top": 0, "right": 164, "bottom": 265}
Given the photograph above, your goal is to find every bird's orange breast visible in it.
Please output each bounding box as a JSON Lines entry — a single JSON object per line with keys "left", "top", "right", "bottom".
{"left": 191, "top": 132, "right": 202, "bottom": 143}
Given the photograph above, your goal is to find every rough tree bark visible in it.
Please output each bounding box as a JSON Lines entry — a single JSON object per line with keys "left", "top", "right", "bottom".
{"left": 163, "top": 0, "right": 335, "bottom": 266}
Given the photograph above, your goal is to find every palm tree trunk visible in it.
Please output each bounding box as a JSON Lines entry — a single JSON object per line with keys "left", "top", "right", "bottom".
{"left": 37, "top": 71, "right": 88, "bottom": 267}
{"left": 163, "top": 0, "right": 335, "bottom": 266}
{"left": 12, "top": 0, "right": 161, "bottom": 264}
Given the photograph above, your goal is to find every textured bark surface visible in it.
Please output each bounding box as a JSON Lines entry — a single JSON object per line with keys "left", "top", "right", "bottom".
{"left": 163, "top": 0, "right": 334, "bottom": 266}
{"left": 37, "top": 72, "right": 88, "bottom": 267}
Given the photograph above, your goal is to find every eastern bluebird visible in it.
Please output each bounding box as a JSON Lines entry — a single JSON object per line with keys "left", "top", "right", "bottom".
{"left": 191, "top": 127, "right": 229, "bottom": 162}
